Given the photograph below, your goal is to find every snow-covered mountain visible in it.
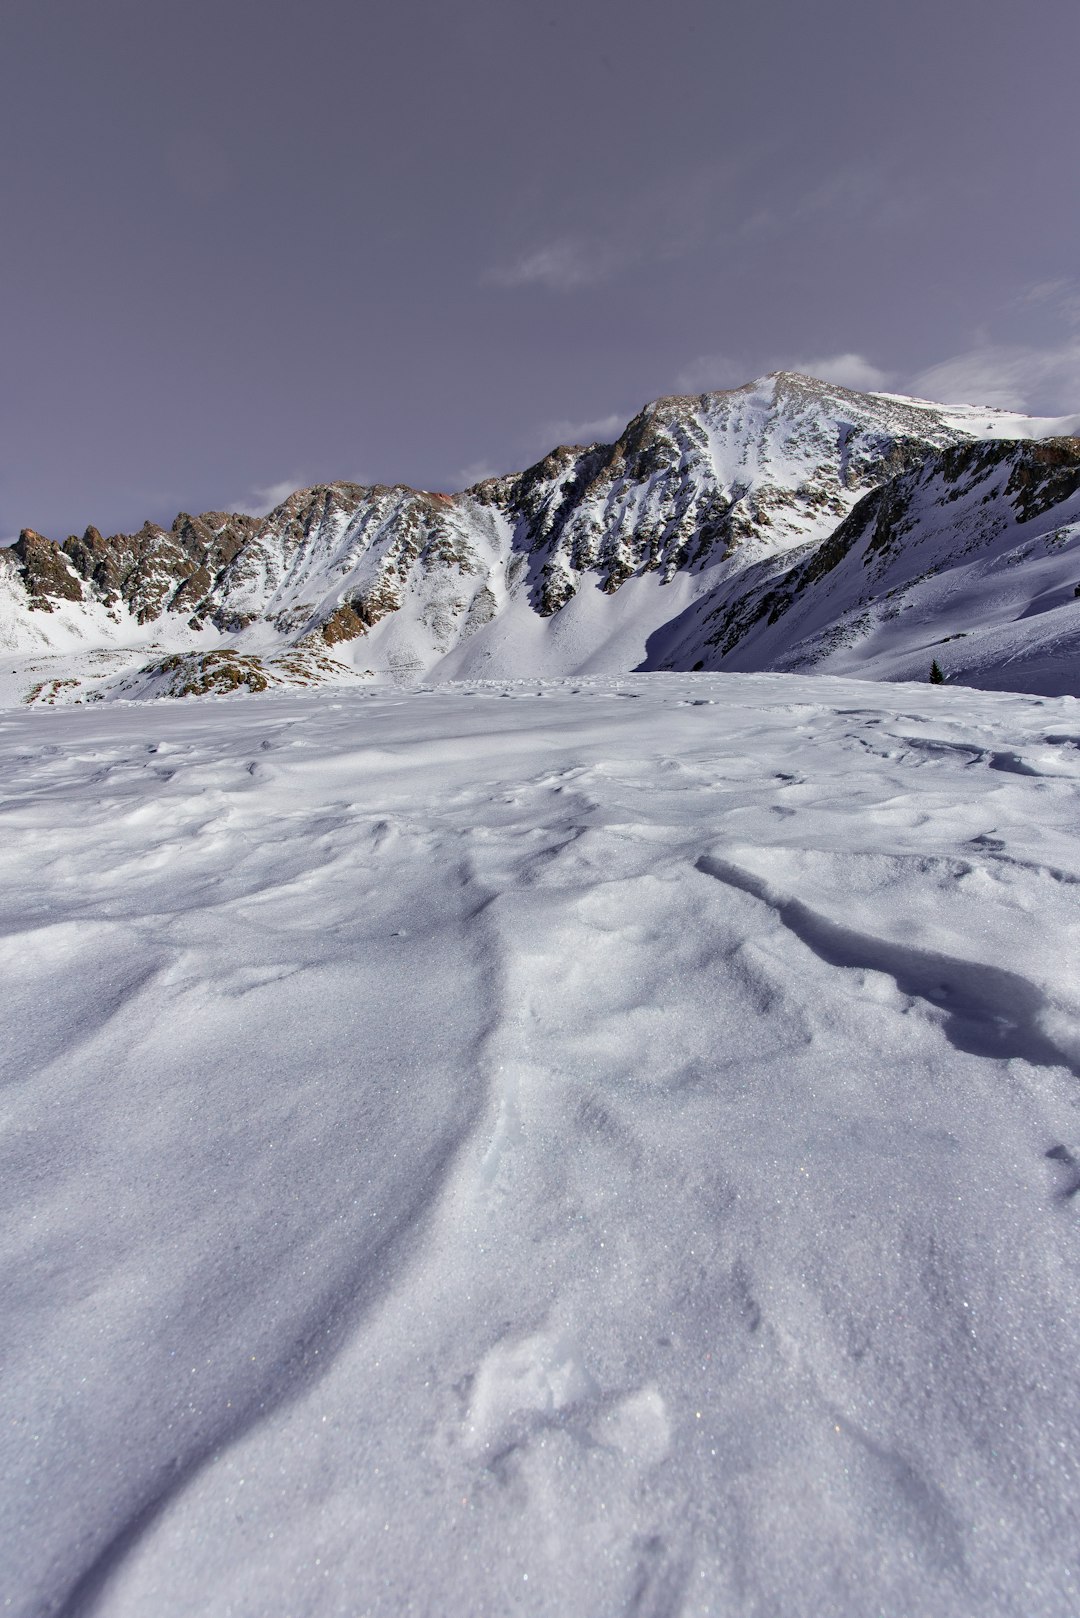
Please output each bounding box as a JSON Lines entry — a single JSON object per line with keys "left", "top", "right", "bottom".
{"left": 3, "top": 373, "right": 1079, "bottom": 702}
{"left": 685, "top": 435, "right": 1080, "bottom": 695}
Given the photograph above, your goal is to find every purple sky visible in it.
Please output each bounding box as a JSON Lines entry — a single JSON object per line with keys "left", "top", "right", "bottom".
{"left": 5, "top": 0, "right": 1080, "bottom": 541}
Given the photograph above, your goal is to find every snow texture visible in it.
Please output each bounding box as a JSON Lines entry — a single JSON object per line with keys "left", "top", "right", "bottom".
{"left": 3, "top": 673, "right": 1080, "bottom": 1616}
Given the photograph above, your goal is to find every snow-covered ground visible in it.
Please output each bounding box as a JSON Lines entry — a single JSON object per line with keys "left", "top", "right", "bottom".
{"left": 3, "top": 674, "right": 1080, "bottom": 1617}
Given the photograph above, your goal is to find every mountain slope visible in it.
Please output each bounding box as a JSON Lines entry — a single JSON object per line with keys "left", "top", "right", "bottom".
{"left": 703, "top": 437, "right": 1080, "bottom": 694}
{"left": 3, "top": 373, "right": 1079, "bottom": 702}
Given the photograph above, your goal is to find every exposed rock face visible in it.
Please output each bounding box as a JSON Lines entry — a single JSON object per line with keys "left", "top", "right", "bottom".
{"left": 14, "top": 512, "right": 262, "bottom": 624}
{"left": 499, "top": 374, "right": 974, "bottom": 615}
{"left": 1004, "top": 437, "right": 1080, "bottom": 521}
{"left": 9, "top": 375, "right": 989, "bottom": 631}
{"left": 6, "top": 373, "right": 1080, "bottom": 698}
{"left": 13, "top": 529, "right": 84, "bottom": 608}
{"left": 701, "top": 435, "right": 1080, "bottom": 686}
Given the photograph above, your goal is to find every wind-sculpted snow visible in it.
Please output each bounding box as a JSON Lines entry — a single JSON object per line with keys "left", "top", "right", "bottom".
{"left": 2, "top": 674, "right": 1080, "bottom": 1617}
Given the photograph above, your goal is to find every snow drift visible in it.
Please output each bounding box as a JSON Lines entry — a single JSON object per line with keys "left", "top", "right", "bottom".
{"left": 3, "top": 674, "right": 1080, "bottom": 1616}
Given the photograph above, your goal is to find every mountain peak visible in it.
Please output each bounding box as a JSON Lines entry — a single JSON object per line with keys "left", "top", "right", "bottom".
{"left": 5, "top": 374, "right": 1079, "bottom": 703}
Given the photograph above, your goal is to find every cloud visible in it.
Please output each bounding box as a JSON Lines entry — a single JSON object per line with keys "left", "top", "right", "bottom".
{"left": 794, "top": 161, "right": 922, "bottom": 235}
{"left": 911, "top": 340, "right": 1080, "bottom": 413}
{"left": 674, "top": 352, "right": 891, "bottom": 395}
{"left": 537, "top": 411, "right": 625, "bottom": 448}
{"left": 1017, "top": 278, "right": 1080, "bottom": 324}
{"left": 782, "top": 353, "right": 893, "bottom": 392}
{"left": 451, "top": 460, "right": 501, "bottom": 489}
{"left": 485, "top": 237, "right": 629, "bottom": 292}
{"left": 485, "top": 145, "right": 772, "bottom": 293}
{"left": 227, "top": 478, "right": 305, "bottom": 516}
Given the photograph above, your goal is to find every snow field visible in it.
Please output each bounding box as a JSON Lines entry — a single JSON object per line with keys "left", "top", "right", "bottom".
{"left": 2, "top": 674, "right": 1079, "bottom": 1616}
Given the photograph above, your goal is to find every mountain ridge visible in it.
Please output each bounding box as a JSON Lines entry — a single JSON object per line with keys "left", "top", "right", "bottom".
{"left": 4, "top": 373, "right": 1080, "bottom": 702}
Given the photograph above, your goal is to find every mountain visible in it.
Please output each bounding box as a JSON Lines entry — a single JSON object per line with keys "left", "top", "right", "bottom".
{"left": 705, "top": 435, "right": 1080, "bottom": 693}
{"left": 3, "top": 373, "right": 1079, "bottom": 703}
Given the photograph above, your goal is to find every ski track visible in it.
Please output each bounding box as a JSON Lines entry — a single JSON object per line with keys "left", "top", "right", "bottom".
{"left": 1, "top": 673, "right": 1079, "bottom": 1617}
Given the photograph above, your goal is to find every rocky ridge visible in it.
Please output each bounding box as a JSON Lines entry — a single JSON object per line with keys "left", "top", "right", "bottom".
{"left": 4, "top": 373, "right": 1080, "bottom": 700}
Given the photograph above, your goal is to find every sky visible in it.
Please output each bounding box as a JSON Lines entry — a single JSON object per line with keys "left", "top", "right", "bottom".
{"left": 4, "top": 0, "right": 1080, "bottom": 542}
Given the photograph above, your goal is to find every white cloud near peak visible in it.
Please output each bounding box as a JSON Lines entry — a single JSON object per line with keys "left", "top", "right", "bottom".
{"left": 911, "top": 340, "right": 1080, "bottom": 414}
{"left": 675, "top": 352, "right": 891, "bottom": 395}
{"left": 538, "top": 412, "right": 625, "bottom": 448}
{"left": 451, "top": 460, "right": 501, "bottom": 490}
{"left": 784, "top": 353, "right": 893, "bottom": 391}
{"left": 228, "top": 478, "right": 305, "bottom": 517}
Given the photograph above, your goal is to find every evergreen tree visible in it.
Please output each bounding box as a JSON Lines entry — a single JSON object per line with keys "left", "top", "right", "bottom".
{"left": 929, "top": 660, "right": 945, "bottom": 684}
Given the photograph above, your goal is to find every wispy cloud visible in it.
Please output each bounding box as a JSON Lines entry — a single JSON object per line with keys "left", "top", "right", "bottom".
{"left": 793, "top": 162, "right": 920, "bottom": 233}
{"left": 451, "top": 460, "right": 502, "bottom": 489}
{"left": 537, "top": 411, "right": 625, "bottom": 447}
{"left": 724, "top": 159, "right": 920, "bottom": 252}
{"left": 485, "top": 148, "right": 774, "bottom": 294}
{"left": 1017, "top": 277, "right": 1080, "bottom": 324}
{"left": 911, "top": 339, "right": 1080, "bottom": 413}
{"left": 485, "top": 237, "right": 630, "bottom": 292}
{"left": 906, "top": 279, "right": 1080, "bottom": 413}
{"left": 228, "top": 477, "right": 306, "bottom": 516}
{"left": 781, "top": 353, "right": 894, "bottom": 391}
{"left": 674, "top": 351, "right": 892, "bottom": 395}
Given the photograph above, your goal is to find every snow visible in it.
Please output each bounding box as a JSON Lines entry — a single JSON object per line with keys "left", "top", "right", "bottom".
{"left": 3, "top": 673, "right": 1080, "bottom": 1617}
{"left": 5, "top": 373, "right": 1080, "bottom": 724}
{"left": 715, "top": 444, "right": 1080, "bottom": 696}
{"left": 871, "top": 391, "right": 1080, "bottom": 442}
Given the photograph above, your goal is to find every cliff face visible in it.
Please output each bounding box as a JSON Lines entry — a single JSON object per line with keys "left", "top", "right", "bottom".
{"left": 5, "top": 374, "right": 1080, "bottom": 700}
